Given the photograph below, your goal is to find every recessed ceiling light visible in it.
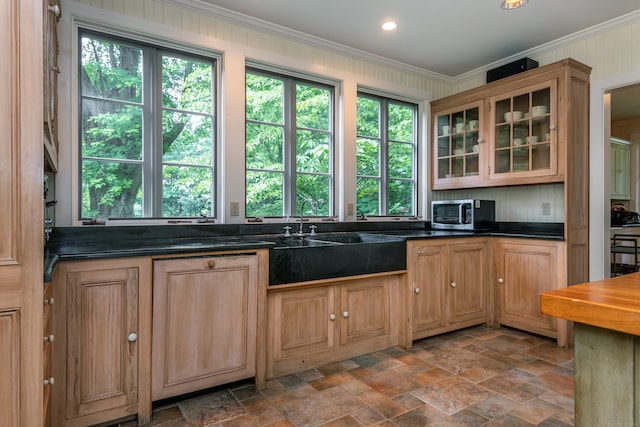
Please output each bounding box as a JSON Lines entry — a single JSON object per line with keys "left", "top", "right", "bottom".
{"left": 501, "top": 0, "right": 528, "bottom": 9}
{"left": 381, "top": 20, "right": 398, "bottom": 31}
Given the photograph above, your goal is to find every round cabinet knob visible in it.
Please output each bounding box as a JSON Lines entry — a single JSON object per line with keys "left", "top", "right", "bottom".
{"left": 414, "top": 288, "right": 421, "bottom": 294}
{"left": 43, "top": 377, "right": 55, "bottom": 386}
{"left": 329, "top": 313, "right": 336, "bottom": 321}
{"left": 48, "top": 4, "right": 60, "bottom": 16}
{"left": 127, "top": 333, "right": 138, "bottom": 342}
{"left": 498, "top": 278, "right": 504, "bottom": 284}
{"left": 207, "top": 260, "right": 216, "bottom": 269}
{"left": 450, "top": 282, "right": 457, "bottom": 288}
{"left": 44, "top": 298, "right": 54, "bottom": 305}
{"left": 549, "top": 124, "right": 556, "bottom": 130}
{"left": 342, "top": 311, "right": 349, "bottom": 318}
{"left": 43, "top": 335, "right": 54, "bottom": 342}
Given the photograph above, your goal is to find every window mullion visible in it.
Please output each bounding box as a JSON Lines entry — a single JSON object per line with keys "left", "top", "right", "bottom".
{"left": 380, "top": 99, "right": 389, "bottom": 216}
{"left": 143, "top": 46, "right": 158, "bottom": 217}
{"left": 284, "top": 79, "right": 296, "bottom": 217}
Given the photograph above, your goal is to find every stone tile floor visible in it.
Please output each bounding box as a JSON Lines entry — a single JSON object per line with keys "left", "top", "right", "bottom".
{"left": 118, "top": 326, "right": 575, "bottom": 426}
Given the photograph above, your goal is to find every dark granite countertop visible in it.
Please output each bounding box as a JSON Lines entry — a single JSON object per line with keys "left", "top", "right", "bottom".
{"left": 43, "top": 221, "right": 563, "bottom": 282}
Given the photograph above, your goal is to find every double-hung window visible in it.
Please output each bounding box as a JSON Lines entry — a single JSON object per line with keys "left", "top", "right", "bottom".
{"left": 79, "top": 30, "right": 216, "bottom": 220}
{"left": 245, "top": 69, "right": 334, "bottom": 218}
{"left": 356, "top": 93, "right": 417, "bottom": 216}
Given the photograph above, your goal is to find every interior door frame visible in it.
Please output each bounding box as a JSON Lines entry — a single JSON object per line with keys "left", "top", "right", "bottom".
{"left": 590, "top": 71, "right": 640, "bottom": 281}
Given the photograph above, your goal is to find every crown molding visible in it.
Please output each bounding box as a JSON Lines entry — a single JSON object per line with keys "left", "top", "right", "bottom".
{"left": 161, "top": 0, "right": 454, "bottom": 84}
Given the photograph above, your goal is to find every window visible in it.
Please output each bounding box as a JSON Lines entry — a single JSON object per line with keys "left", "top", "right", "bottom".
{"left": 356, "top": 94, "right": 417, "bottom": 216}
{"left": 245, "top": 69, "right": 334, "bottom": 218}
{"left": 79, "top": 30, "right": 216, "bottom": 219}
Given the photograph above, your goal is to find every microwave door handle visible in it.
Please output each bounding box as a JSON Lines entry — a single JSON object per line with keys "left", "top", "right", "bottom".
{"left": 459, "top": 204, "right": 464, "bottom": 222}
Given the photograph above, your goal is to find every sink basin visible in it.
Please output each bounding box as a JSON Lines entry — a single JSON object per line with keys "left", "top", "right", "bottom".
{"left": 268, "top": 232, "right": 406, "bottom": 285}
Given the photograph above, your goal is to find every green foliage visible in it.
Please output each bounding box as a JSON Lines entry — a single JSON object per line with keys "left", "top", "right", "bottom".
{"left": 80, "top": 33, "right": 214, "bottom": 219}
{"left": 245, "top": 72, "right": 332, "bottom": 217}
{"left": 356, "top": 97, "right": 416, "bottom": 216}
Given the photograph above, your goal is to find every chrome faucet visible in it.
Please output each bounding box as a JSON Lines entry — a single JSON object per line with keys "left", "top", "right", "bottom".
{"left": 298, "top": 198, "right": 317, "bottom": 235}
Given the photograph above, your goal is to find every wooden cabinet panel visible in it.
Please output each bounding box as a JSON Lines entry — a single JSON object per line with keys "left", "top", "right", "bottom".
{"left": 339, "top": 278, "right": 390, "bottom": 346}
{"left": 448, "top": 242, "right": 487, "bottom": 325}
{"left": 409, "top": 239, "right": 487, "bottom": 340}
{"left": 496, "top": 239, "right": 564, "bottom": 338}
{"left": 271, "top": 286, "right": 336, "bottom": 363}
{"left": 411, "top": 244, "right": 446, "bottom": 333}
{"left": 1, "top": 0, "right": 45, "bottom": 424}
{"left": 152, "top": 255, "right": 258, "bottom": 401}
{"left": 267, "top": 274, "right": 399, "bottom": 378}
{"left": 0, "top": 310, "right": 19, "bottom": 427}
{"left": 52, "top": 258, "right": 151, "bottom": 427}
{"left": 66, "top": 267, "right": 139, "bottom": 418}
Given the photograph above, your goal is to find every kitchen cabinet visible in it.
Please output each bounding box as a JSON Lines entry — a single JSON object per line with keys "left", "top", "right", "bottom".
{"left": 43, "top": 0, "right": 61, "bottom": 172}
{"left": 432, "top": 101, "right": 485, "bottom": 187}
{"left": 489, "top": 81, "right": 556, "bottom": 181}
{"left": 152, "top": 253, "right": 261, "bottom": 400}
{"left": 0, "top": 310, "right": 19, "bottom": 427}
{"left": 494, "top": 238, "right": 567, "bottom": 343}
{"left": 51, "top": 257, "right": 152, "bottom": 427}
{"left": 43, "top": 282, "right": 53, "bottom": 427}
{"left": 267, "top": 274, "right": 400, "bottom": 378}
{"left": 431, "top": 58, "right": 590, "bottom": 190}
{"left": 408, "top": 238, "right": 488, "bottom": 340}
{"left": 1, "top": 0, "right": 46, "bottom": 425}
{"left": 611, "top": 137, "right": 631, "bottom": 200}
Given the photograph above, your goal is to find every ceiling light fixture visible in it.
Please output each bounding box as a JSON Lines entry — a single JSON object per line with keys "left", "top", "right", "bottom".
{"left": 381, "top": 20, "right": 398, "bottom": 31}
{"left": 501, "top": 0, "right": 528, "bottom": 10}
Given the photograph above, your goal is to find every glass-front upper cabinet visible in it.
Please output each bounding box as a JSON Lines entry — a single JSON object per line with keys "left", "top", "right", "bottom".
{"left": 432, "top": 101, "right": 484, "bottom": 187}
{"left": 489, "top": 80, "right": 557, "bottom": 180}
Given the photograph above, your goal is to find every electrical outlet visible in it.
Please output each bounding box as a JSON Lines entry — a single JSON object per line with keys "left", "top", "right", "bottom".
{"left": 230, "top": 201, "right": 240, "bottom": 216}
{"left": 542, "top": 202, "right": 551, "bottom": 216}
{"left": 347, "top": 203, "right": 354, "bottom": 216}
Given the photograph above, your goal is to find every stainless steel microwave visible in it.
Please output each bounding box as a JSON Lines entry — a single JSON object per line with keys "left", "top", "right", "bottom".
{"left": 431, "top": 199, "right": 495, "bottom": 231}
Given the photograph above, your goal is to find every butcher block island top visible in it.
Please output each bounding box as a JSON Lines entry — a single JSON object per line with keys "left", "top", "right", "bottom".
{"left": 541, "top": 272, "right": 640, "bottom": 426}
{"left": 540, "top": 272, "right": 640, "bottom": 336}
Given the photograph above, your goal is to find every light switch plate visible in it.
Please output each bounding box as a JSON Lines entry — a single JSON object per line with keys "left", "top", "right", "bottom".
{"left": 347, "top": 203, "right": 354, "bottom": 216}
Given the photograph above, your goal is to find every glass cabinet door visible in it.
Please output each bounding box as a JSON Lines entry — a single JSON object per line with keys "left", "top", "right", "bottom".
{"left": 434, "top": 103, "right": 482, "bottom": 181}
{"left": 491, "top": 81, "right": 556, "bottom": 177}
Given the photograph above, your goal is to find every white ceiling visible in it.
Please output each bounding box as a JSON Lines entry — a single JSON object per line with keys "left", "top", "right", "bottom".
{"left": 193, "top": 0, "right": 640, "bottom": 120}
{"left": 197, "top": 0, "right": 639, "bottom": 77}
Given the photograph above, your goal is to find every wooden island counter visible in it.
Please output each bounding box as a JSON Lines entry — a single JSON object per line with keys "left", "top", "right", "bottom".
{"left": 541, "top": 272, "right": 640, "bottom": 426}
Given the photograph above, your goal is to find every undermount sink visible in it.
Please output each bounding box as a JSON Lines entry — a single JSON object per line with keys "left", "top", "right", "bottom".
{"left": 267, "top": 232, "right": 406, "bottom": 285}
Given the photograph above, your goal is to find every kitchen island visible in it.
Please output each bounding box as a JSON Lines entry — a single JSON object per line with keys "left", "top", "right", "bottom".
{"left": 540, "top": 273, "right": 640, "bottom": 427}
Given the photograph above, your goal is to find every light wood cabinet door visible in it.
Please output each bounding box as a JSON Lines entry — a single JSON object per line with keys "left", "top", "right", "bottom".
{"left": 0, "top": 310, "right": 19, "bottom": 427}
{"left": 267, "top": 274, "right": 399, "bottom": 378}
{"left": 152, "top": 254, "right": 258, "bottom": 400}
{"left": 52, "top": 257, "right": 152, "bottom": 427}
{"left": 270, "top": 286, "right": 336, "bottom": 364}
{"left": 447, "top": 241, "right": 487, "bottom": 326}
{"left": 432, "top": 100, "right": 485, "bottom": 189}
{"left": 339, "top": 277, "right": 391, "bottom": 346}
{"left": 66, "top": 265, "right": 140, "bottom": 418}
{"left": 489, "top": 80, "right": 558, "bottom": 182}
{"left": 0, "top": 0, "right": 45, "bottom": 424}
{"left": 409, "top": 239, "right": 488, "bottom": 340}
{"left": 496, "top": 239, "right": 562, "bottom": 338}
{"left": 411, "top": 243, "right": 447, "bottom": 335}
